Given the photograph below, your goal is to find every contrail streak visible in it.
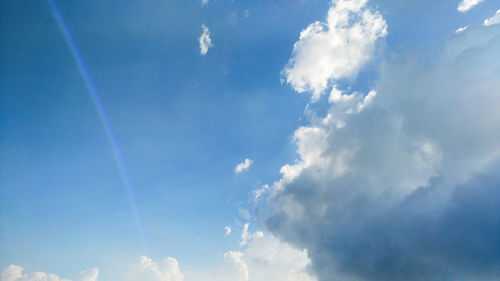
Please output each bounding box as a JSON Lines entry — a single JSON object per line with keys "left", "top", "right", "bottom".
{"left": 48, "top": 0, "right": 149, "bottom": 253}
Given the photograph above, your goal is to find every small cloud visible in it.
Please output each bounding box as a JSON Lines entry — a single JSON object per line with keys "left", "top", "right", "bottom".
{"left": 239, "top": 223, "right": 264, "bottom": 246}
{"left": 484, "top": 9, "right": 500, "bottom": 26}
{"left": 199, "top": 25, "right": 213, "bottom": 56}
{"left": 457, "top": 0, "right": 484, "bottom": 12}
{"left": 455, "top": 25, "right": 469, "bottom": 33}
{"left": 201, "top": 0, "right": 209, "bottom": 6}
{"left": 225, "top": 226, "right": 232, "bottom": 235}
{"left": 234, "top": 158, "right": 253, "bottom": 174}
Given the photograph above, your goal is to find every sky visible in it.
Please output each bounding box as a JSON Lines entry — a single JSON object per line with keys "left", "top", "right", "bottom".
{"left": 0, "top": 0, "right": 499, "bottom": 281}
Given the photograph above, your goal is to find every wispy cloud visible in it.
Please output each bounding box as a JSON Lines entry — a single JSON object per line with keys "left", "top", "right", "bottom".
{"left": 199, "top": 25, "right": 213, "bottom": 56}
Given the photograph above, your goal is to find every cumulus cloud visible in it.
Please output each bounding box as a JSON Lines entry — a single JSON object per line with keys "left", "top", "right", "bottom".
{"left": 198, "top": 25, "right": 213, "bottom": 56}
{"left": 484, "top": 9, "right": 500, "bottom": 26}
{"left": 457, "top": 0, "right": 484, "bottom": 12}
{"left": 234, "top": 158, "right": 253, "bottom": 174}
{"left": 224, "top": 230, "right": 317, "bottom": 281}
{"left": 128, "top": 256, "right": 184, "bottom": 281}
{"left": 1, "top": 265, "right": 98, "bottom": 281}
{"left": 262, "top": 18, "right": 500, "bottom": 281}
{"left": 282, "top": 0, "right": 387, "bottom": 100}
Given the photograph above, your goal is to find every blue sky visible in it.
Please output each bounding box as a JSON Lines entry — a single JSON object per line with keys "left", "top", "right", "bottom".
{"left": 1, "top": 1, "right": 500, "bottom": 281}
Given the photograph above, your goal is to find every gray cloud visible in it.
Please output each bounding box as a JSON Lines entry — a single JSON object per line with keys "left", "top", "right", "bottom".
{"left": 264, "top": 17, "right": 500, "bottom": 281}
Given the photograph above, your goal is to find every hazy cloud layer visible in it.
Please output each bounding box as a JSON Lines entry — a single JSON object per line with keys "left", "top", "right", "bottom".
{"left": 262, "top": 5, "right": 500, "bottom": 281}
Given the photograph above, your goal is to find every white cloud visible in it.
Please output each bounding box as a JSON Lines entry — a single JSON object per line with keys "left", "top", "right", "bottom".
{"left": 200, "top": 0, "right": 209, "bottom": 6}
{"left": 234, "top": 158, "right": 253, "bottom": 174}
{"left": 282, "top": 0, "right": 387, "bottom": 100}
{"left": 484, "top": 9, "right": 500, "bottom": 25}
{"left": 198, "top": 25, "right": 213, "bottom": 56}
{"left": 454, "top": 25, "right": 469, "bottom": 33}
{"left": 128, "top": 256, "right": 184, "bottom": 281}
{"left": 263, "top": 19, "right": 500, "bottom": 281}
{"left": 224, "top": 251, "right": 249, "bottom": 281}
{"left": 457, "top": 0, "right": 484, "bottom": 12}
{"left": 1, "top": 265, "right": 98, "bottom": 281}
{"left": 225, "top": 233, "right": 317, "bottom": 281}
{"left": 239, "top": 223, "right": 264, "bottom": 246}
{"left": 224, "top": 226, "right": 232, "bottom": 235}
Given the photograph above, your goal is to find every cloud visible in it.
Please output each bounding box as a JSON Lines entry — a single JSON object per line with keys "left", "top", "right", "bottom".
{"left": 454, "top": 25, "right": 469, "bottom": 33}
{"left": 282, "top": 0, "right": 387, "bottom": 100}
{"left": 239, "top": 223, "right": 264, "bottom": 246}
{"left": 457, "top": 0, "right": 484, "bottom": 12}
{"left": 234, "top": 158, "right": 253, "bottom": 174}
{"left": 224, "top": 226, "right": 232, "bottom": 235}
{"left": 484, "top": 9, "right": 500, "bottom": 26}
{"left": 224, "top": 230, "right": 317, "bottom": 281}
{"left": 198, "top": 25, "right": 213, "bottom": 56}
{"left": 262, "top": 15, "right": 500, "bottom": 281}
{"left": 200, "top": 0, "right": 209, "bottom": 6}
{"left": 128, "top": 256, "right": 184, "bottom": 281}
{"left": 1, "top": 265, "right": 99, "bottom": 281}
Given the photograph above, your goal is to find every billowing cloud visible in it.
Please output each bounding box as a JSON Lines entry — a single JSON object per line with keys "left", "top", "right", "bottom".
{"left": 262, "top": 13, "right": 500, "bottom": 281}
{"left": 224, "top": 229, "right": 317, "bottom": 281}
{"left": 199, "top": 25, "right": 213, "bottom": 56}
{"left": 128, "top": 256, "right": 184, "bottom": 281}
{"left": 1, "top": 265, "right": 99, "bottom": 281}
{"left": 457, "top": 0, "right": 484, "bottom": 12}
{"left": 282, "top": 0, "right": 387, "bottom": 100}
{"left": 234, "top": 158, "right": 253, "bottom": 174}
{"left": 484, "top": 9, "right": 500, "bottom": 26}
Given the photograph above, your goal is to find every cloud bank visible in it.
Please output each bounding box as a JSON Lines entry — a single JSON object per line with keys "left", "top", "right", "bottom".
{"left": 260, "top": 1, "right": 500, "bottom": 280}
{"left": 1, "top": 265, "right": 98, "bottom": 281}
{"left": 199, "top": 25, "right": 213, "bottom": 56}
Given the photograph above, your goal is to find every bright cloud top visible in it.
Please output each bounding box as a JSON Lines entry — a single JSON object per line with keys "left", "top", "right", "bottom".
{"left": 262, "top": 8, "right": 500, "bottom": 281}
{"left": 457, "top": 0, "right": 484, "bottom": 12}
{"left": 234, "top": 158, "right": 253, "bottom": 174}
{"left": 484, "top": 9, "right": 500, "bottom": 25}
{"left": 128, "top": 256, "right": 184, "bottom": 281}
{"left": 198, "top": 25, "right": 213, "bottom": 56}
{"left": 282, "top": 0, "right": 387, "bottom": 100}
{"left": 1, "top": 265, "right": 99, "bottom": 281}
